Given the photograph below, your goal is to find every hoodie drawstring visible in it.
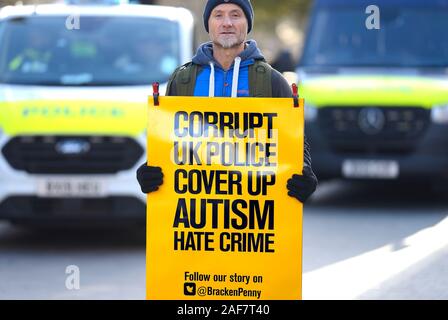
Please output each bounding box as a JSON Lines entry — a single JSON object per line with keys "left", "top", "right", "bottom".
{"left": 231, "top": 57, "right": 241, "bottom": 98}
{"left": 208, "top": 57, "right": 242, "bottom": 98}
{"left": 208, "top": 62, "right": 215, "bottom": 97}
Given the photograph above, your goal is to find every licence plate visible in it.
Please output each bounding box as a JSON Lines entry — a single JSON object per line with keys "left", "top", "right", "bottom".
{"left": 37, "top": 179, "right": 106, "bottom": 198}
{"left": 342, "top": 160, "right": 399, "bottom": 179}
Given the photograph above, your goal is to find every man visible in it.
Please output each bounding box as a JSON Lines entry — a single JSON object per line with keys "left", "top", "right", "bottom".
{"left": 9, "top": 30, "right": 52, "bottom": 74}
{"left": 137, "top": 0, "right": 317, "bottom": 203}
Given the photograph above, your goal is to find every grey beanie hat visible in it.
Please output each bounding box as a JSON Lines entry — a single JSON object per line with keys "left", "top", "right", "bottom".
{"left": 203, "top": 0, "right": 254, "bottom": 33}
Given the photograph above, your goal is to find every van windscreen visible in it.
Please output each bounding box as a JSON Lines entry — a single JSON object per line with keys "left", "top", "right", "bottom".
{"left": 301, "top": 6, "right": 448, "bottom": 68}
{"left": 0, "top": 16, "right": 180, "bottom": 86}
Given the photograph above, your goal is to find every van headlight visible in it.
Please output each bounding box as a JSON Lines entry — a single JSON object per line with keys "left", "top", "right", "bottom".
{"left": 305, "top": 103, "right": 318, "bottom": 122}
{"left": 431, "top": 104, "right": 448, "bottom": 124}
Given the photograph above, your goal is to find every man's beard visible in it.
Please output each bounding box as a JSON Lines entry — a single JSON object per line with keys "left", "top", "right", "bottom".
{"left": 213, "top": 34, "right": 245, "bottom": 49}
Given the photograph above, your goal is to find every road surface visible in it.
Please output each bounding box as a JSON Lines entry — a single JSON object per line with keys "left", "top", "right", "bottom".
{"left": 0, "top": 181, "right": 447, "bottom": 299}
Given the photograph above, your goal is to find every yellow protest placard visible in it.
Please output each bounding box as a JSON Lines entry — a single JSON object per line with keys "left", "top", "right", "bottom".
{"left": 146, "top": 96, "right": 304, "bottom": 300}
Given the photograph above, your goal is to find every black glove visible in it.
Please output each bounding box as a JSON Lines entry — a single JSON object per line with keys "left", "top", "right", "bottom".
{"left": 136, "top": 163, "right": 163, "bottom": 194}
{"left": 287, "top": 166, "right": 318, "bottom": 203}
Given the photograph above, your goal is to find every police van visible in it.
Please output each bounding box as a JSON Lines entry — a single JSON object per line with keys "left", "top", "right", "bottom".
{"left": 299, "top": 0, "right": 448, "bottom": 184}
{"left": 0, "top": 3, "right": 194, "bottom": 226}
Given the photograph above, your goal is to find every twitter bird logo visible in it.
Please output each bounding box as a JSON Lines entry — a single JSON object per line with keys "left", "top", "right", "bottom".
{"left": 184, "top": 282, "right": 196, "bottom": 296}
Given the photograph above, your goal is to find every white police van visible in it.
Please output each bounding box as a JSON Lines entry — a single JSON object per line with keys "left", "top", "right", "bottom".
{"left": 0, "top": 3, "right": 194, "bottom": 226}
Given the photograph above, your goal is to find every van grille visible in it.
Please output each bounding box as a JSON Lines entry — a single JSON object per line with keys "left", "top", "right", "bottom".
{"left": 2, "top": 136, "right": 143, "bottom": 174}
{"left": 318, "top": 107, "right": 430, "bottom": 154}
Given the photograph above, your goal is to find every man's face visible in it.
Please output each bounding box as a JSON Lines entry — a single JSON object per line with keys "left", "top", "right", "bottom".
{"left": 208, "top": 3, "right": 248, "bottom": 49}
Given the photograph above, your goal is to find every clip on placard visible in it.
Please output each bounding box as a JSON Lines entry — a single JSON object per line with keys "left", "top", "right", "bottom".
{"left": 292, "top": 83, "right": 299, "bottom": 108}
{"left": 152, "top": 82, "right": 160, "bottom": 106}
